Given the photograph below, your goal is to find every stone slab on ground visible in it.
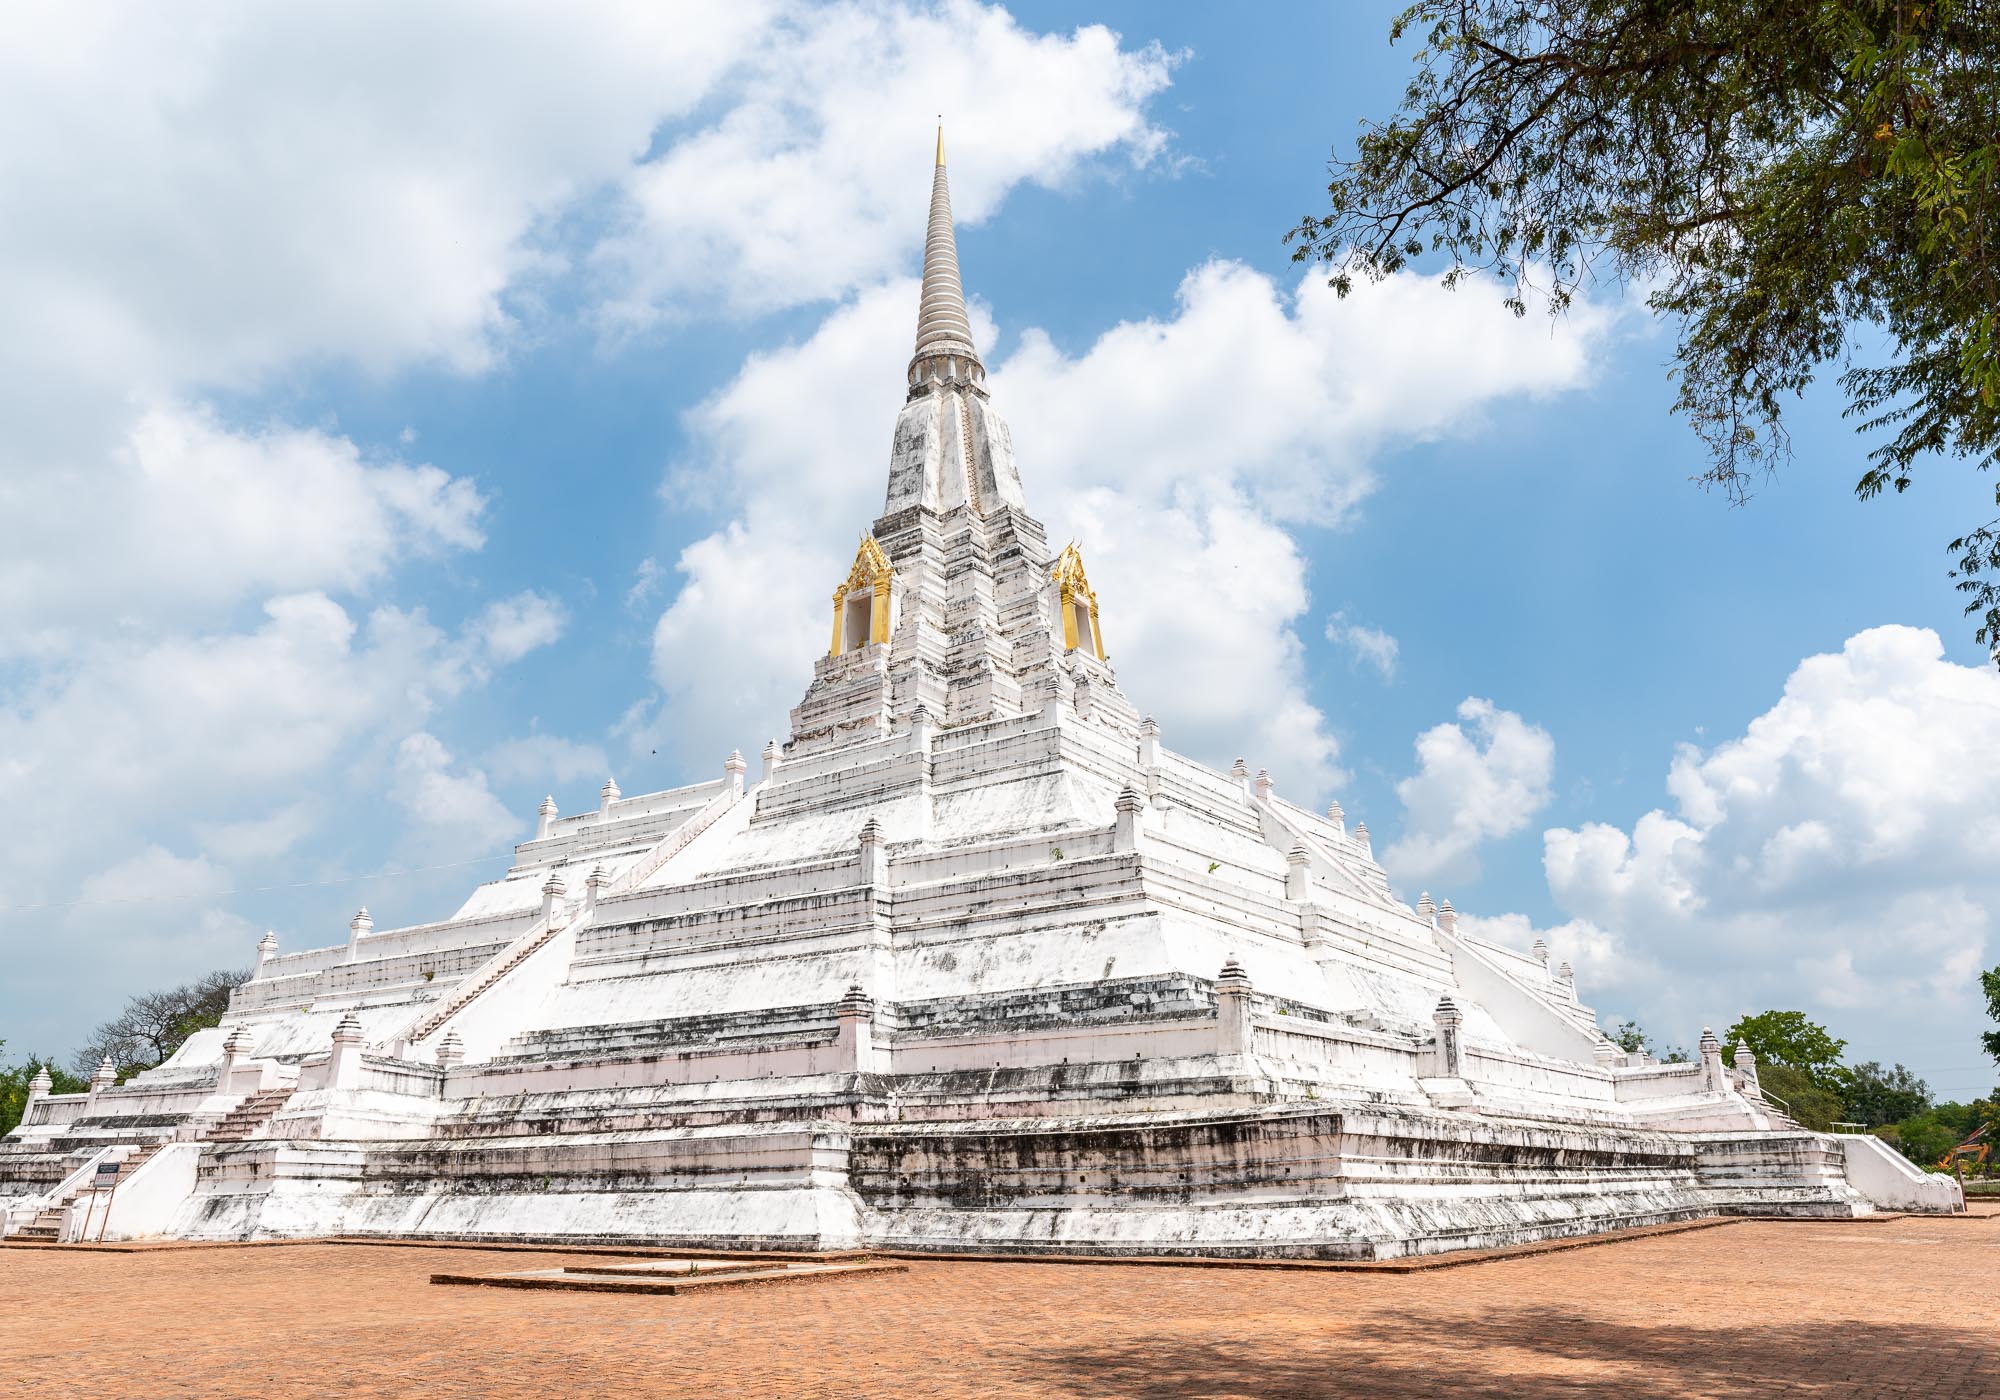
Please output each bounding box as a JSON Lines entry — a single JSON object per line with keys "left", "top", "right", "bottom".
{"left": 430, "top": 1258, "right": 910, "bottom": 1295}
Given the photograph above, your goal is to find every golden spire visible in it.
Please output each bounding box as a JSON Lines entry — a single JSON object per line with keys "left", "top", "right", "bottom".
{"left": 935, "top": 123, "right": 944, "bottom": 166}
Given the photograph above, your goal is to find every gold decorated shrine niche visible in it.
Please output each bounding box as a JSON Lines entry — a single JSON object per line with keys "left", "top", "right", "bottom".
{"left": 830, "top": 535, "right": 895, "bottom": 654}
{"left": 1051, "top": 542, "right": 1106, "bottom": 661}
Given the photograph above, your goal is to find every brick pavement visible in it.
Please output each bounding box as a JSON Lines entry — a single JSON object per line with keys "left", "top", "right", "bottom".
{"left": 2, "top": 1210, "right": 1996, "bottom": 1398}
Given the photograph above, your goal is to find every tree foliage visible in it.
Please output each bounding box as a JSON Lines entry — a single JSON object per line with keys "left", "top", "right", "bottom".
{"left": 71, "top": 969, "right": 248, "bottom": 1077}
{"left": 1843, "top": 1059, "right": 1932, "bottom": 1126}
{"left": 1289, "top": 1, "right": 2000, "bottom": 655}
{"left": 1757, "top": 1061, "right": 1849, "bottom": 1131}
{"left": 1982, "top": 964, "right": 2000, "bottom": 1063}
{"left": 1726, "top": 1009, "right": 1850, "bottom": 1091}
{"left": 1878, "top": 1094, "right": 1998, "bottom": 1167}
{"left": 1611, "top": 1018, "right": 1688, "bottom": 1061}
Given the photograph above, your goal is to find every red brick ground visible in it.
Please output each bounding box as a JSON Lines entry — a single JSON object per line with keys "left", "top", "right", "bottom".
{"left": 3, "top": 1210, "right": 1996, "bottom": 1398}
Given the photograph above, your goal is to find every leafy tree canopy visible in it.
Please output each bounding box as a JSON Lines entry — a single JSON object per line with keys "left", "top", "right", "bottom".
{"left": 1726, "top": 1009, "right": 1850, "bottom": 1091}
{"left": 1610, "top": 1018, "right": 1688, "bottom": 1061}
{"left": 1982, "top": 964, "right": 2000, "bottom": 1063}
{"left": 72, "top": 969, "right": 248, "bottom": 1078}
{"left": 1843, "top": 1059, "right": 1932, "bottom": 1127}
{"left": 1290, "top": 1, "right": 2000, "bottom": 654}
{"left": 1757, "top": 1061, "right": 1848, "bottom": 1132}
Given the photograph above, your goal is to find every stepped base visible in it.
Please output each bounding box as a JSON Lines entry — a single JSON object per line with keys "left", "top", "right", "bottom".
{"left": 152, "top": 1103, "right": 1893, "bottom": 1260}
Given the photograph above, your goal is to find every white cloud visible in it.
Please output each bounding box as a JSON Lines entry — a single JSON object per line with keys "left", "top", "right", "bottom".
{"left": 1480, "top": 626, "right": 2000, "bottom": 1080}
{"left": 485, "top": 735, "right": 612, "bottom": 787}
{"left": 644, "top": 262, "right": 1611, "bottom": 795}
{"left": 0, "top": 403, "right": 485, "bottom": 647}
{"left": 595, "top": 3, "right": 1176, "bottom": 327}
{"left": 1324, "top": 609, "right": 1399, "bottom": 679}
{"left": 469, "top": 592, "right": 569, "bottom": 666}
{"left": 391, "top": 733, "right": 518, "bottom": 856}
{"left": 0, "top": 6, "right": 765, "bottom": 401}
{"left": 1383, "top": 698, "right": 1556, "bottom": 884}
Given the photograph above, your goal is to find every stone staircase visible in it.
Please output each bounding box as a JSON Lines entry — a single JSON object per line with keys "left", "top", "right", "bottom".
{"left": 403, "top": 779, "right": 747, "bottom": 1051}
{"left": 6, "top": 1089, "right": 291, "bottom": 1243}
{"left": 9, "top": 1142, "right": 165, "bottom": 1242}
{"left": 204, "top": 1088, "right": 293, "bottom": 1143}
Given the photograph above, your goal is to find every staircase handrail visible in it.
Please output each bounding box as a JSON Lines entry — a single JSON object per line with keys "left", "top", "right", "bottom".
{"left": 399, "top": 781, "right": 746, "bottom": 1048}
{"left": 9, "top": 1145, "right": 119, "bottom": 1216}
{"left": 615, "top": 782, "right": 741, "bottom": 891}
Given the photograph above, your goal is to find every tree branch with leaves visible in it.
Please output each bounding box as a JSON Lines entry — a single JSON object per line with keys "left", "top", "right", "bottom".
{"left": 1290, "top": 0, "right": 2000, "bottom": 656}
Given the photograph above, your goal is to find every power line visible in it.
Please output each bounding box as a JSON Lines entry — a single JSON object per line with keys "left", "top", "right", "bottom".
{"left": 0, "top": 852, "right": 514, "bottom": 916}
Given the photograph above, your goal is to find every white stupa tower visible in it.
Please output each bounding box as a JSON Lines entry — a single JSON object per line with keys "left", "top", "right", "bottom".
{"left": 793, "top": 128, "right": 1135, "bottom": 755}
{"left": 0, "top": 135, "right": 1958, "bottom": 1254}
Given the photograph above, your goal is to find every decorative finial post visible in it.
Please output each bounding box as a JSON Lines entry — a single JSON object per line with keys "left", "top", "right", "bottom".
{"left": 1417, "top": 891, "right": 1437, "bottom": 922}
{"left": 1353, "top": 820, "right": 1371, "bottom": 852}
{"left": 1432, "top": 996, "right": 1464, "bottom": 1079}
{"left": 762, "top": 739, "right": 783, "bottom": 783}
{"left": 90, "top": 1056, "right": 118, "bottom": 1095}
{"left": 535, "top": 795, "right": 558, "bottom": 841}
{"left": 909, "top": 703, "right": 935, "bottom": 757}
{"left": 1326, "top": 798, "right": 1345, "bottom": 835}
{"left": 1437, "top": 898, "right": 1457, "bottom": 937}
{"left": 837, "top": 982, "right": 879, "bottom": 1071}
{"left": 256, "top": 930, "right": 279, "bottom": 967}
{"left": 858, "top": 819, "right": 886, "bottom": 886}
{"left": 25, "top": 1067, "right": 52, "bottom": 1116}
{"left": 1113, "top": 788, "right": 1145, "bottom": 853}
{"left": 1230, "top": 757, "right": 1249, "bottom": 784}
{"left": 540, "top": 872, "right": 566, "bottom": 923}
{"left": 724, "top": 749, "right": 747, "bottom": 797}
{"left": 1699, "top": 1027, "right": 1726, "bottom": 1094}
{"left": 1531, "top": 937, "right": 1550, "bottom": 968}
{"left": 328, "top": 1013, "right": 364, "bottom": 1091}
{"left": 1285, "top": 843, "right": 1312, "bottom": 901}
{"left": 584, "top": 864, "right": 607, "bottom": 913}
{"left": 437, "top": 1030, "right": 466, "bottom": 1070}
{"left": 1733, "top": 1040, "right": 1759, "bottom": 1093}
{"left": 1253, "top": 768, "right": 1274, "bottom": 803}
{"left": 345, "top": 907, "right": 372, "bottom": 962}
{"left": 599, "top": 777, "right": 621, "bottom": 816}
{"left": 1216, "top": 958, "right": 1254, "bottom": 1056}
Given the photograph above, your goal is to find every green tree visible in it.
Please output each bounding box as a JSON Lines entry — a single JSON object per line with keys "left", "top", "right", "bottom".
{"left": 1725, "top": 1009, "right": 1850, "bottom": 1092}
{"left": 0, "top": 1042, "right": 90, "bottom": 1136}
{"left": 1756, "top": 1061, "right": 1848, "bottom": 1131}
{"left": 1982, "top": 964, "right": 2000, "bottom": 1063}
{"left": 1289, "top": 2, "right": 2000, "bottom": 656}
{"left": 1881, "top": 1094, "right": 1999, "bottom": 1167}
{"left": 1843, "top": 1060, "right": 1932, "bottom": 1127}
{"left": 1610, "top": 1019, "right": 1689, "bottom": 1061}
{"left": 72, "top": 969, "right": 248, "bottom": 1077}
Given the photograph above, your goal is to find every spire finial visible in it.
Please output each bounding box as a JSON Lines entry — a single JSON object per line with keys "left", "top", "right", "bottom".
{"left": 909, "top": 130, "right": 981, "bottom": 387}
{"left": 936, "top": 120, "right": 944, "bottom": 167}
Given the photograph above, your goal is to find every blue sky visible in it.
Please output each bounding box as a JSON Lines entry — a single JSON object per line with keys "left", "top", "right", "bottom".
{"left": 3, "top": 2, "right": 1995, "bottom": 1099}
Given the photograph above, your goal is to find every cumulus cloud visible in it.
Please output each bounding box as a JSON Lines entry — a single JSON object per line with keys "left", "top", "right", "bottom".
{"left": 1324, "top": 610, "right": 1400, "bottom": 679}
{"left": 485, "top": 734, "right": 613, "bottom": 787}
{"left": 0, "top": 404, "right": 485, "bottom": 647}
{"left": 469, "top": 592, "right": 569, "bottom": 666}
{"left": 645, "top": 262, "right": 1611, "bottom": 793}
{"left": 1474, "top": 626, "right": 2000, "bottom": 1078}
{"left": 391, "top": 733, "right": 518, "bottom": 856}
{"left": 595, "top": 3, "right": 1176, "bottom": 326}
{"left": 1383, "top": 698, "right": 1556, "bottom": 884}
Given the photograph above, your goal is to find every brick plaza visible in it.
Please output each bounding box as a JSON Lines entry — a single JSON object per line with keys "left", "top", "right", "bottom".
{"left": 3, "top": 1210, "right": 1995, "bottom": 1398}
